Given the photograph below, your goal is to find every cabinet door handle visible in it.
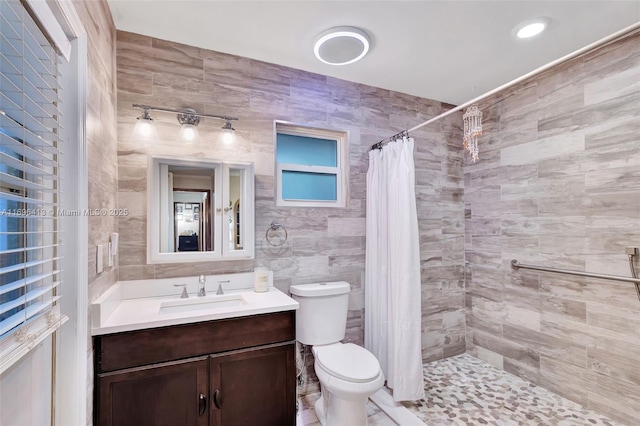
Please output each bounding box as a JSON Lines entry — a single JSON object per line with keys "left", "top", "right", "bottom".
{"left": 198, "top": 393, "right": 207, "bottom": 416}
{"left": 213, "top": 388, "right": 222, "bottom": 409}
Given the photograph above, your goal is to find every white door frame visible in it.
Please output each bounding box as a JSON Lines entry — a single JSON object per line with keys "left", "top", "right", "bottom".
{"left": 49, "top": 1, "right": 89, "bottom": 425}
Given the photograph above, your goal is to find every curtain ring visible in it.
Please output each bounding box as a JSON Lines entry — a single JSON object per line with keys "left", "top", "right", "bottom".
{"left": 266, "top": 221, "right": 288, "bottom": 247}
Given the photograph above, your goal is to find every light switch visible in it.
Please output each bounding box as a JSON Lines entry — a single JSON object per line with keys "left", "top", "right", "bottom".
{"left": 108, "top": 233, "right": 119, "bottom": 268}
{"left": 110, "top": 232, "right": 119, "bottom": 255}
{"left": 107, "top": 242, "right": 113, "bottom": 267}
{"left": 96, "top": 244, "right": 104, "bottom": 273}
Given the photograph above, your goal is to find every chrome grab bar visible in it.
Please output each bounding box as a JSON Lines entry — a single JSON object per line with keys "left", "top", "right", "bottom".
{"left": 510, "top": 260, "right": 640, "bottom": 284}
{"left": 511, "top": 259, "right": 640, "bottom": 303}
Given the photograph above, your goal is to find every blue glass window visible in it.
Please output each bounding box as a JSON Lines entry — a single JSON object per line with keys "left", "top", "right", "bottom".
{"left": 275, "top": 125, "right": 346, "bottom": 207}
{"left": 276, "top": 134, "right": 337, "bottom": 167}
{"left": 282, "top": 171, "right": 337, "bottom": 201}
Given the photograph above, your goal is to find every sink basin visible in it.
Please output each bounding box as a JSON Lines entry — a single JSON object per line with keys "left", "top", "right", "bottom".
{"left": 159, "top": 295, "right": 247, "bottom": 314}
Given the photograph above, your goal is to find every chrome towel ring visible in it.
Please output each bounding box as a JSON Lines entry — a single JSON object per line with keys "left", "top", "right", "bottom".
{"left": 266, "top": 221, "right": 288, "bottom": 247}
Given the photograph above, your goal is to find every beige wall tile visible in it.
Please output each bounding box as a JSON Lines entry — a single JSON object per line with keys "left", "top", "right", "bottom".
{"left": 467, "top": 31, "right": 640, "bottom": 425}
{"left": 116, "top": 31, "right": 465, "bottom": 390}
{"left": 476, "top": 346, "right": 504, "bottom": 369}
{"left": 500, "top": 131, "right": 585, "bottom": 166}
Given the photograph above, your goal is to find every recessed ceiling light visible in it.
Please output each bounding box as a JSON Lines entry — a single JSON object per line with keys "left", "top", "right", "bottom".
{"left": 514, "top": 17, "right": 551, "bottom": 39}
{"left": 313, "top": 26, "right": 370, "bottom": 66}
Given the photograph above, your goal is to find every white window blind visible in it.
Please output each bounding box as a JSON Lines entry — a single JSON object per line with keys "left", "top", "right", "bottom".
{"left": 0, "top": 0, "right": 65, "bottom": 367}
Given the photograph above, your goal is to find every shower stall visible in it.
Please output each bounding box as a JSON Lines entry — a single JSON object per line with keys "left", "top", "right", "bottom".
{"left": 362, "top": 24, "right": 640, "bottom": 426}
{"left": 415, "top": 27, "right": 638, "bottom": 426}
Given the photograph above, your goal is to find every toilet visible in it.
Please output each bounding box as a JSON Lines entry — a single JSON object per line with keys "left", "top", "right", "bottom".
{"left": 290, "top": 282, "right": 384, "bottom": 426}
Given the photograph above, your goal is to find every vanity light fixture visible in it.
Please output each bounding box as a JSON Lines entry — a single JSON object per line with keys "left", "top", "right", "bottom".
{"left": 131, "top": 104, "right": 239, "bottom": 144}
{"left": 219, "top": 120, "right": 237, "bottom": 145}
{"left": 514, "top": 17, "right": 551, "bottom": 39}
{"left": 130, "top": 107, "right": 159, "bottom": 144}
{"left": 176, "top": 108, "right": 201, "bottom": 144}
{"left": 313, "top": 26, "right": 370, "bottom": 65}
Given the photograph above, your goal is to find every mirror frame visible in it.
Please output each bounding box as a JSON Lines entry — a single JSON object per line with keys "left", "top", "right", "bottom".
{"left": 221, "top": 162, "right": 255, "bottom": 260}
{"left": 147, "top": 155, "right": 254, "bottom": 264}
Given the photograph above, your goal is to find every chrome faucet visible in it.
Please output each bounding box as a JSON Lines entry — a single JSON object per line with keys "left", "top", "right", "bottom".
{"left": 198, "top": 275, "right": 206, "bottom": 297}
{"left": 216, "top": 280, "right": 230, "bottom": 295}
{"left": 174, "top": 284, "right": 188, "bottom": 298}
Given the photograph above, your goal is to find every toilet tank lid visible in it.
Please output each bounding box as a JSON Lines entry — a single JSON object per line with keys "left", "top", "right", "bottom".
{"left": 290, "top": 281, "right": 350, "bottom": 297}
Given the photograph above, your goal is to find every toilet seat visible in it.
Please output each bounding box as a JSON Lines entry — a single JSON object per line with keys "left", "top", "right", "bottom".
{"left": 314, "top": 343, "right": 380, "bottom": 383}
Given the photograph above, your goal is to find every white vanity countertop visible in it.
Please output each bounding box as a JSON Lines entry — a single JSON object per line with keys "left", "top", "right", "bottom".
{"left": 91, "top": 272, "right": 298, "bottom": 336}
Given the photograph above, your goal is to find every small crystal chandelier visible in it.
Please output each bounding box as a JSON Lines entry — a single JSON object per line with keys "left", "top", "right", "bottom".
{"left": 463, "top": 104, "right": 482, "bottom": 162}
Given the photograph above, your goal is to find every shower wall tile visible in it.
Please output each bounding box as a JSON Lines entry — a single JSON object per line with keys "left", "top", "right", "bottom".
{"left": 584, "top": 66, "right": 640, "bottom": 105}
{"left": 585, "top": 370, "right": 640, "bottom": 426}
{"left": 500, "top": 131, "right": 585, "bottom": 166}
{"left": 466, "top": 31, "right": 640, "bottom": 425}
{"left": 539, "top": 315, "right": 592, "bottom": 348}
{"left": 539, "top": 355, "right": 589, "bottom": 406}
{"left": 116, "top": 30, "right": 464, "bottom": 394}
{"left": 475, "top": 346, "right": 504, "bottom": 369}
{"left": 587, "top": 306, "right": 640, "bottom": 345}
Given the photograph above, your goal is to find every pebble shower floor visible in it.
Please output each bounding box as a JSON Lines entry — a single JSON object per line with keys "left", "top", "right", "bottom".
{"left": 402, "top": 354, "right": 620, "bottom": 426}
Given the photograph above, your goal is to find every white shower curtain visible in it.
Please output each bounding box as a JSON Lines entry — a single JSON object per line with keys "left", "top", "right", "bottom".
{"left": 365, "top": 137, "right": 424, "bottom": 401}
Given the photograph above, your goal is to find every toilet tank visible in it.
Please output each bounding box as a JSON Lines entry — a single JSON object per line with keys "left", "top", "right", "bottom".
{"left": 289, "top": 282, "right": 350, "bottom": 345}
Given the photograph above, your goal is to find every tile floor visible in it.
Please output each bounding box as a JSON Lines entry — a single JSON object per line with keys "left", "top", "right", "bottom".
{"left": 403, "top": 354, "right": 621, "bottom": 426}
{"left": 297, "top": 391, "right": 396, "bottom": 426}
{"left": 298, "top": 353, "right": 622, "bottom": 426}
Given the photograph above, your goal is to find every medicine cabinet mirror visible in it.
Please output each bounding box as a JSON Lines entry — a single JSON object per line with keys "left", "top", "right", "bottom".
{"left": 147, "top": 155, "right": 254, "bottom": 263}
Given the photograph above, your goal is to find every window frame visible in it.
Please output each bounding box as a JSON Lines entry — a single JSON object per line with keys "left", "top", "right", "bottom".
{"left": 274, "top": 121, "right": 349, "bottom": 208}
{"left": 0, "top": 0, "right": 67, "bottom": 365}
{"left": 0, "top": 1, "right": 89, "bottom": 425}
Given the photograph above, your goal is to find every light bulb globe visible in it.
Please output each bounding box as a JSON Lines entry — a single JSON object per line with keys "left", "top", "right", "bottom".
{"left": 131, "top": 117, "right": 159, "bottom": 144}
{"left": 177, "top": 123, "right": 200, "bottom": 144}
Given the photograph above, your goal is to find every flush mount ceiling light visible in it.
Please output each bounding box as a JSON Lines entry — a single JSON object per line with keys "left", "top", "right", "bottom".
{"left": 514, "top": 17, "right": 551, "bottom": 39}
{"left": 131, "top": 104, "right": 239, "bottom": 144}
{"left": 314, "top": 26, "right": 370, "bottom": 65}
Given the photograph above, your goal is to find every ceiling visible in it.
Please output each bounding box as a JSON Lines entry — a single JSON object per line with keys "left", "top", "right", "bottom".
{"left": 107, "top": 1, "right": 640, "bottom": 105}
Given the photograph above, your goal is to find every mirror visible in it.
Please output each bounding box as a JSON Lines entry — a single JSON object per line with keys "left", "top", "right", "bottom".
{"left": 169, "top": 167, "right": 214, "bottom": 253}
{"left": 147, "top": 156, "right": 254, "bottom": 264}
{"left": 227, "top": 168, "right": 243, "bottom": 251}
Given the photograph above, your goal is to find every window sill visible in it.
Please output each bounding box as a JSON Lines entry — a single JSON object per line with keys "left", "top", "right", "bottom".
{"left": 0, "top": 308, "right": 68, "bottom": 375}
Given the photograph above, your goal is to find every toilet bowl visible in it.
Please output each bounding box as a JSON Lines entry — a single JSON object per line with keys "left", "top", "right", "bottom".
{"left": 289, "top": 282, "right": 384, "bottom": 426}
{"left": 312, "top": 343, "right": 385, "bottom": 426}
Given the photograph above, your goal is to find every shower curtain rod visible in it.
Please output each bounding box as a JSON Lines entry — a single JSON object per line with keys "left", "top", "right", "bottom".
{"left": 371, "top": 20, "right": 640, "bottom": 151}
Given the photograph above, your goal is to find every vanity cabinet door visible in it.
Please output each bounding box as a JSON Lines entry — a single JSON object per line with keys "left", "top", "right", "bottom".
{"left": 97, "top": 356, "right": 209, "bottom": 426}
{"left": 209, "top": 342, "right": 296, "bottom": 426}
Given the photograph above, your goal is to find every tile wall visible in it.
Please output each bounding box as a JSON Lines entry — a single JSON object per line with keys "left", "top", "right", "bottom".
{"left": 115, "top": 31, "right": 465, "bottom": 393}
{"left": 73, "top": 0, "right": 119, "bottom": 303}
{"left": 464, "top": 31, "right": 640, "bottom": 425}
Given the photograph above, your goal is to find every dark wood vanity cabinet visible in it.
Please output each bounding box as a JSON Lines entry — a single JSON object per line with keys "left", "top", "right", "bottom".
{"left": 210, "top": 343, "right": 295, "bottom": 426}
{"left": 94, "top": 311, "right": 296, "bottom": 426}
{"left": 97, "top": 357, "right": 209, "bottom": 426}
